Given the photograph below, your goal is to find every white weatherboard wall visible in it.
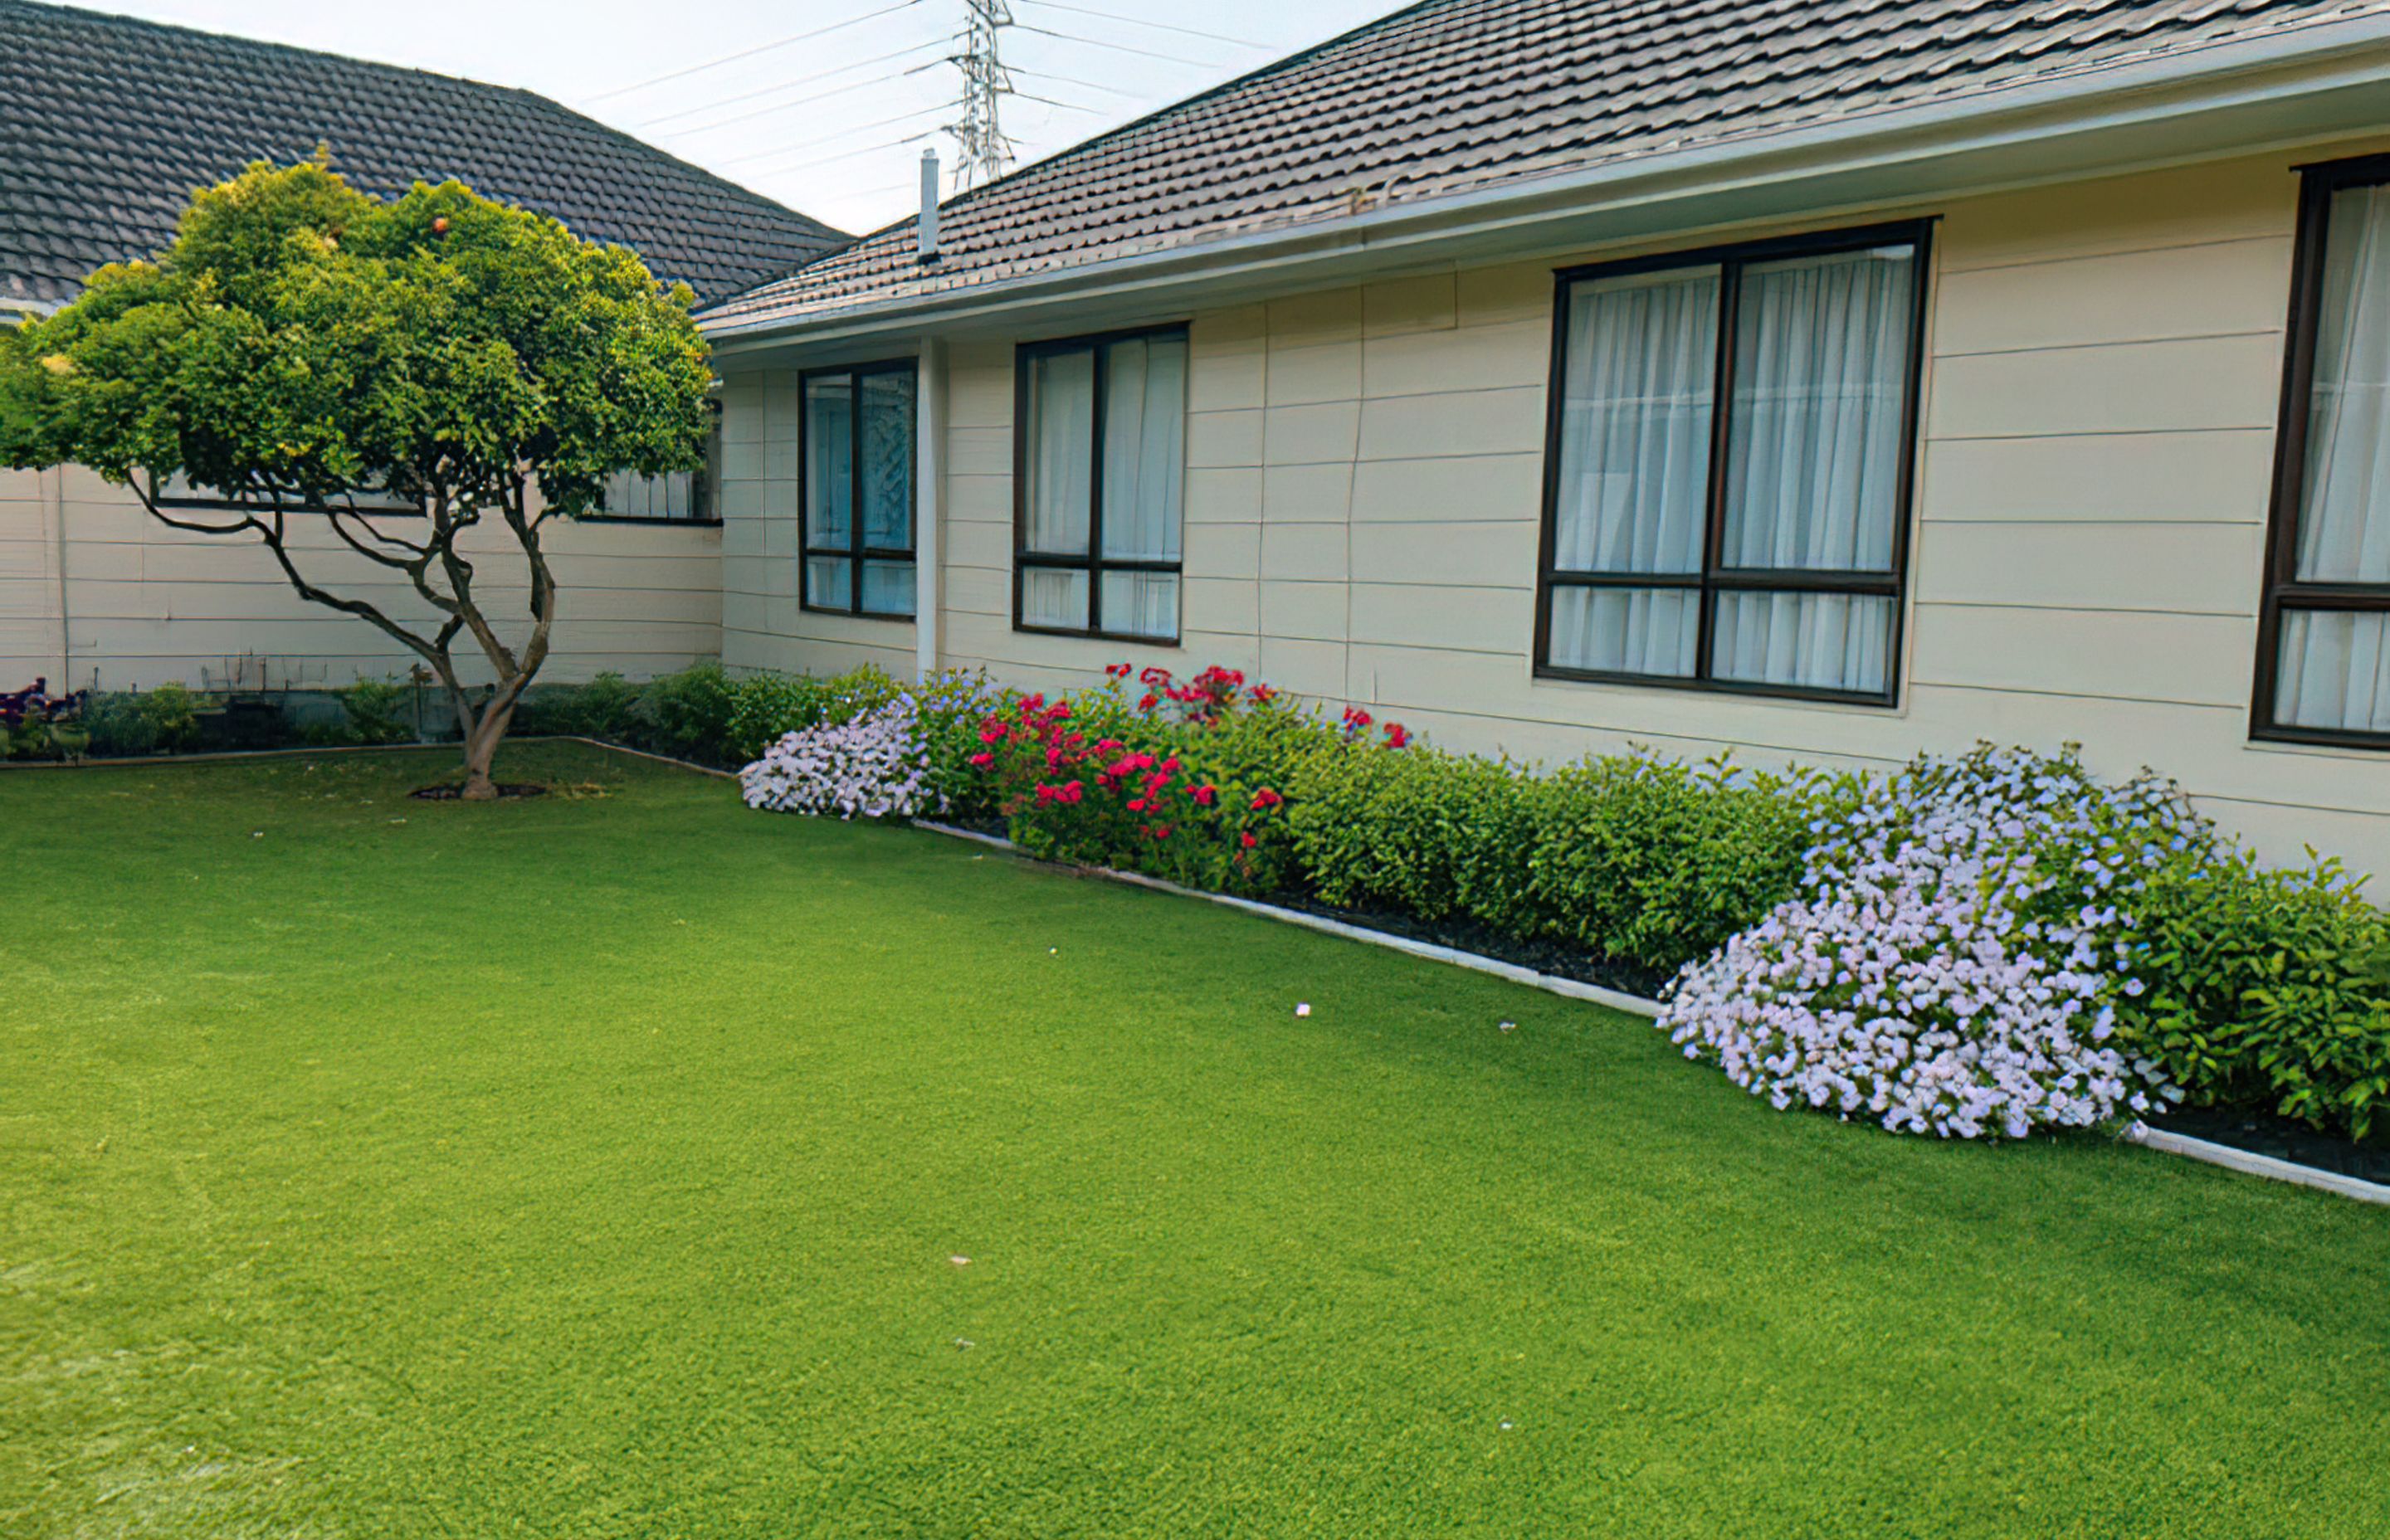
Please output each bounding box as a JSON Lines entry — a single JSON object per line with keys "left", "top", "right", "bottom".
{"left": 718, "top": 141, "right": 2390, "bottom": 880}
{"left": 0, "top": 468, "right": 722, "bottom": 692}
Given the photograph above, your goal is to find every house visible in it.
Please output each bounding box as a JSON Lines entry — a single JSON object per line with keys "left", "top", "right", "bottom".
{"left": 694, "top": 0, "right": 2390, "bottom": 879}
{"left": 0, "top": 0, "right": 844, "bottom": 694}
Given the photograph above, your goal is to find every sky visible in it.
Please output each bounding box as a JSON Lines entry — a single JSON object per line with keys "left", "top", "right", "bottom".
{"left": 80, "top": 0, "right": 1400, "bottom": 237}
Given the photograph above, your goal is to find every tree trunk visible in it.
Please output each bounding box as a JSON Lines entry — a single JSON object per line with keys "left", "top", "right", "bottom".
{"left": 457, "top": 694, "right": 519, "bottom": 801}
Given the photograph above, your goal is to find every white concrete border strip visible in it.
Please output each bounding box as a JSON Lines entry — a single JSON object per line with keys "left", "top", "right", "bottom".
{"left": 915, "top": 820, "right": 1664, "bottom": 1020}
{"left": 2125, "top": 1121, "right": 2390, "bottom": 1206}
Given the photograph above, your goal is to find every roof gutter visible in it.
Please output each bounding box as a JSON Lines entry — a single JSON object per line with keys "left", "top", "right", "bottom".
{"left": 707, "top": 12, "right": 2390, "bottom": 353}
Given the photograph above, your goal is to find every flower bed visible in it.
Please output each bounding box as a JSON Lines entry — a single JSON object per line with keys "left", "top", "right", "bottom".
{"left": 729, "top": 658, "right": 2390, "bottom": 1146}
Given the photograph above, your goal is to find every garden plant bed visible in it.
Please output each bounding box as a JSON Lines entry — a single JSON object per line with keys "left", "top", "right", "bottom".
{"left": 1267, "top": 891, "right": 1670, "bottom": 1000}
{"left": 2146, "top": 1105, "right": 2390, "bottom": 1186}
{"left": 6, "top": 743, "right": 2388, "bottom": 1537}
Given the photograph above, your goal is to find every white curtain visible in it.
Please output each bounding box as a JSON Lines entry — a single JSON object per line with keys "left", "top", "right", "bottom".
{"left": 859, "top": 370, "right": 915, "bottom": 553}
{"left": 1096, "top": 334, "right": 1186, "bottom": 638}
{"left": 1099, "top": 335, "right": 1187, "bottom": 562}
{"left": 1023, "top": 349, "right": 1096, "bottom": 629}
{"left": 1712, "top": 245, "right": 1914, "bottom": 693}
{"left": 1547, "top": 266, "right": 1717, "bottom": 675}
{"left": 2280, "top": 184, "right": 2390, "bottom": 733}
{"left": 803, "top": 377, "right": 853, "bottom": 550}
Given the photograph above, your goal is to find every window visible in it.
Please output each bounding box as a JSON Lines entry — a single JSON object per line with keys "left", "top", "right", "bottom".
{"left": 2257, "top": 156, "right": 2390, "bottom": 748}
{"left": 1536, "top": 224, "right": 1930, "bottom": 704}
{"left": 1014, "top": 324, "right": 1188, "bottom": 642}
{"left": 801, "top": 360, "right": 917, "bottom": 618}
{"left": 594, "top": 409, "right": 720, "bottom": 522}
{"left": 149, "top": 469, "right": 419, "bottom": 514}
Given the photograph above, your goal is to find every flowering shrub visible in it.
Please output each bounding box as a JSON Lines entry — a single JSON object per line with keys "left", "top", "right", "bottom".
{"left": 739, "top": 698, "right": 942, "bottom": 821}
{"left": 1660, "top": 745, "right": 2208, "bottom": 1138}
{"left": 972, "top": 665, "right": 1300, "bottom": 893}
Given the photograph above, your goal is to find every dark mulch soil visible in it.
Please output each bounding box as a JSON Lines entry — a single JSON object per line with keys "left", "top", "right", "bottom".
{"left": 2145, "top": 1105, "right": 2390, "bottom": 1185}
{"left": 1266, "top": 893, "right": 1671, "bottom": 1001}
{"left": 409, "top": 782, "right": 549, "bottom": 802}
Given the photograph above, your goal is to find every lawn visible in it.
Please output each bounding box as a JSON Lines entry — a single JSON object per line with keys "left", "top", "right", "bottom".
{"left": 2, "top": 743, "right": 2385, "bottom": 1538}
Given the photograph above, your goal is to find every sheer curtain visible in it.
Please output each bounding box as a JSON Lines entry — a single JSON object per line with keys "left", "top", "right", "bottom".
{"left": 1547, "top": 266, "right": 1719, "bottom": 675}
{"left": 1099, "top": 334, "right": 1187, "bottom": 639}
{"left": 859, "top": 371, "right": 916, "bottom": 615}
{"left": 2279, "top": 183, "right": 2390, "bottom": 734}
{"left": 803, "top": 375, "right": 855, "bottom": 608}
{"left": 1712, "top": 246, "right": 1914, "bottom": 693}
{"left": 1023, "top": 348, "right": 1095, "bottom": 628}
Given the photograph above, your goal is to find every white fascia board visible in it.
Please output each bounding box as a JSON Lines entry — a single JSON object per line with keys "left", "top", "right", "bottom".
{"left": 707, "top": 15, "right": 2390, "bottom": 358}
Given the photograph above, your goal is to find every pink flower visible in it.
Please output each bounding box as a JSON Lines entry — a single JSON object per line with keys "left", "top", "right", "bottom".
{"left": 968, "top": 752, "right": 994, "bottom": 769}
{"left": 1250, "top": 787, "right": 1283, "bottom": 811}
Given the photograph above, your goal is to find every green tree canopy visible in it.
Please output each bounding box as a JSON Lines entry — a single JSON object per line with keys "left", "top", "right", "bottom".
{"left": 0, "top": 158, "right": 716, "bottom": 797}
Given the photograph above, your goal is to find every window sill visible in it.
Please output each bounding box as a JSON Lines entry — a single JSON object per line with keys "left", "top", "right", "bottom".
{"left": 1014, "top": 622, "right": 1182, "bottom": 649}
{"left": 799, "top": 602, "right": 915, "bottom": 623}
{"left": 1533, "top": 663, "right": 1899, "bottom": 710}
{"left": 572, "top": 515, "right": 724, "bottom": 528}
{"left": 2247, "top": 724, "right": 2390, "bottom": 755}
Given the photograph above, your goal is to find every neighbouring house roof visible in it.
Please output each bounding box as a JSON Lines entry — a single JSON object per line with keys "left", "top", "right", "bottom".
{"left": 0, "top": 0, "right": 848, "bottom": 310}
{"left": 700, "top": 0, "right": 2390, "bottom": 334}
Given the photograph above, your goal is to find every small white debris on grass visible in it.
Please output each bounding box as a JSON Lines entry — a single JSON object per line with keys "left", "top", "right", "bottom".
{"left": 1499, "top": 1021, "right": 1517, "bottom": 1034}
{"left": 1294, "top": 1002, "right": 1311, "bottom": 1018}
{"left": 1499, "top": 1421, "right": 1514, "bottom": 1431}
{"left": 954, "top": 1338, "right": 974, "bottom": 1351}
{"left": 249, "top": 831, "right": 264, "bottom": 839}
{"left": 949, "top": 1255, "right": 971, "bottom": 1267}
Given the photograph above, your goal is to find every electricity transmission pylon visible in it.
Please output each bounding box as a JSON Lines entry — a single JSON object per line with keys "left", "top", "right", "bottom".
{"left": 949, "top": 0, "right": 1016, "bottom": 191}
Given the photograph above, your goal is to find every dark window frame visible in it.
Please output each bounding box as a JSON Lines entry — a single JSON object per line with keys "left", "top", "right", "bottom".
{"left": 1532, "top": 220, "right": 1935, "bottom": 709}
{"left": 1011, "top": 321, "right": 1191, "bottom": 646}
{"left": 2253, "top": 154, "right": 2390, "bottom": 750}
{"left": 798, "top": 358, "right": 919, "bottom": 621}
{"left": 581, "top": 400, "right": 724, "bottom": 526}
{"left": 146, "top": 470, "right": 422, "bottom": 517}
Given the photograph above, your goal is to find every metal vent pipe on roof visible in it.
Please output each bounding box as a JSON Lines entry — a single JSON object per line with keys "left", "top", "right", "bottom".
{"left": 917, "top": 149, "right": 940, "bottom": 265}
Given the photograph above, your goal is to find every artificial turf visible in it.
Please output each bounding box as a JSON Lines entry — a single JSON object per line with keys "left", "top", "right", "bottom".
{"left": 2, "top": 741, "right": 2385, "bottom": 1538}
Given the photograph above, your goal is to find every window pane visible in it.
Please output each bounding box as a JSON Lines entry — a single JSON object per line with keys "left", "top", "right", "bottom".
{"left": 2297, "top": 184, "right": 2390, "bottom": 586}
{"left": 804, "top": 376, "right": 853, "bottom": 548}
{"left": 1551, "top": 266, "right": 1718, "bottom": 575}
{"left": 861, "top": 369, "right": 915, "bottom": 551}
{"left": 1719, "top": 245, "right": 1915, "bottom": 573}
{"left": 1548, "top": 585, "right": 1699, "bottom": 676}
{"left": 2277, "top": 610, "right": 2390, "bottom": 734}
{"left": 1026, "top": 349, "right": 1095, "bottom": 556}
{"left": 1710, "top": 591, "right": 1894, "bottom": 694}
{"left": 805, "top": 556, "right": 852, "bottom": 610}
{"left": 861, "top": 558, "right": 916, "bottom": 617}
{"left": 1099, "top": 334, "right": 1187, "bottom": 561}
{"left": 1021, "top": 567, "right": 1089, "bottom": 630}
{"left": 1100, "top": 570, "right": 1178, "bottom": 640}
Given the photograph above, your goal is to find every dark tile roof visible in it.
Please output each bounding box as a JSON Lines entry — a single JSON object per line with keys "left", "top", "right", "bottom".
{"left": 0, "top": 0, "right": 848, "bottom": 308}
{"left": 701, "top": 0, "right": 2386, "bottom": 330}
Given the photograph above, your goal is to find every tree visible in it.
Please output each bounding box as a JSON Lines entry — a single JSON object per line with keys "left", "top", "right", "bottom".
{"left": 0, "top": 160, "right": 715, "bottom": 799}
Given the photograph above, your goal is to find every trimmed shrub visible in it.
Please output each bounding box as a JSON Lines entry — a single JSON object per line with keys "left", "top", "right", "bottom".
{"left": 340, "top": 679, "right": 414, "bottom": 746}
{"left": 637, "top": 661, "right": 734, "bottom": 762}
{"left": 2122, "top": 850, "right": 2390, "bottom": 1141}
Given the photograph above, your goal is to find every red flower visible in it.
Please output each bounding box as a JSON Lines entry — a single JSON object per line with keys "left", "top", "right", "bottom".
{"left": 1383, "top": 723, "right": 1411, "bottom": 748}
{"left": 1342, "top": 706, "right": 1373, "bottom": 729}
{"left": 1150, "top": 824, "right": 1173, "bottom": 840}
{"left": 1021, "top": 693, "right": 1046, "bottom": 714}
{"left": 1240, "top": 831, "right": 1258, "bottom": 850}
{"left": 1139, "top": 666, "right": 1173, "bottom": 685}
{"left": 1251, "top": 684, "right": 1277, "bottom": 702}
{"left": 968, "top": 752, "right": 994, "bottom": 769}
{"left": 1061, "top": 781, "right": 1084, "bottom": 804}
{"left": 1036, "top": 785, "right": 1061, "bottom": 805}
{"left": 1128, "top": 798, "right": 1149, "bottom": 813}
{"left": 1105, "top": 662, "right": 1133, "bottom": 678}
{"left": 1046, "top": 747, "right": 1066, "bottom": 771}
{"left": 1250, "top": 787, "right": 1283, "bottom": 811}
{"left": 1138, "top": 692, "right": 1160, "bottom": 713}
{"left": 978, "top": 723, "right": 1007, "bottom": 745}
{"left": 1189, "top": 784, "right": 1217, "bottom": 807}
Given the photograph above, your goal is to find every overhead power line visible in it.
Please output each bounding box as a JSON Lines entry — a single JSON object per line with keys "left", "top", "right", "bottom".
{"left": 1011, "top": 20, "right": 1222, "bottom": 68}
{"left": 589, "top": 0, "right": 924, "bottom": 102}
{"left": 637, "top": 36, "right": 952, "bottom": 129}
{"left": 1014, "top": 0, "right": 1271, "bottom": 50}
{"left": 656, "top": 54, "right": 952, "bottom": 139}
{"left": 724, "top": 102, "right": 951, "bottom": 170}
